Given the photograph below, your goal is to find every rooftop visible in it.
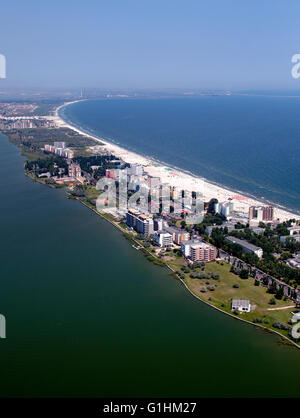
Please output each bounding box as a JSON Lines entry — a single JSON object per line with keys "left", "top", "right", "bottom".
{"left": 232, "top": 299, "right": 250, "bottom": 308}
{"left": 181, "top": 239, "right": 201, "bottom": 246}
{"left": 190, "top": 242, "right": 213, "bottom": 250}
{"left": 164, "top": 226, "right": 187, "bottom": 234}
{"left": 281, "top": 234, "right": 300, "bottom": 240}
{"left": 226, "top": 236, "right": 262, "bottom": 252}
{"left": 156, "top": 230, "right": 172, "bottom": 236}
{"left": 288, "top": 226, "right": 300, "bottom": 231}
{"left": 127, "top": 209, "right": 139, "bottom": 215}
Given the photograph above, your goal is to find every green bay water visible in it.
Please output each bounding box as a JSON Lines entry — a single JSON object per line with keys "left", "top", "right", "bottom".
{"left": 0, "top": 133, "right": 300, "bottom": 397}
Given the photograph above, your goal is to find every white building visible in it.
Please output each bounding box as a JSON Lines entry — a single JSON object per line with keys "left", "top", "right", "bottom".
{"left": 125, "top": 210, "right": 154, "bottom": 235}
{"left": 288, "top": 226, "right": 300, "bottom": 236}
{"left": 214, "top": 201, "right": 234, "bottom": 217}
{"left": 250, "top": 226, "right": 265, "bottom": 235}
{"left": 190, "top": 242, "right": 217, "bottom": 262}
{"left": 181, "top": 239, "right": 201, "bottom": 257}
{"left": 231, "top": 299, "right": 251, "bottom": 313}
{"left": 205, "top": 222, "right": 236, "bottom": 236}
{"left": 286, "top": 256, "right": 300, "bottom": 269}
{"left": 164, "top": 226, "right": 190, "bottom": 245}
{"left": 154, "top": 218, "right": 164, "bottom": 231}
{"left": 44, "top": 143, "right": 74, "bottom": 159}
{"left": 225, "top": 236, "right": 263, "bottom": 258}
{"left": 136, "top": 215, "right": 154, "bottom": 235}
{"left": 154, "top": 231, "right": 173, "bottom": 247}
{"left": 54, "top": 141, "right": 66, "bottom": 149}
{"left": 220, "top": 202, "right": 234, "bottom": 217}
{"left": 128, "top": 164, "right": 144, "bottom": 176}
{"left": 280, "top": 234, "right": 300, "bottom": 244}
{"left": 213, "top": 202, "right": 220, "bottom": 214}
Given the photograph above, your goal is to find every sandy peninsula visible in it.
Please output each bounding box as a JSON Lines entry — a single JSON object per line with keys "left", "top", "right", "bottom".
{"left": 50, "top": 101, "right": 300, "bottom": 223}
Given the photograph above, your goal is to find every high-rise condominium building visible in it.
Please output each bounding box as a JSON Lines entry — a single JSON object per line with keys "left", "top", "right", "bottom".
{"left": 249, "top": 206, "right": 273, "bottom": 222}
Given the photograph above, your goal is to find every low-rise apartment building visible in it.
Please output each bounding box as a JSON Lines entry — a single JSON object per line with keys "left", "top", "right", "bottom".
{"left": 190, "top": 242, "right": 217, "bottom": 262}
{"left": 181, "top": 239, "right": 216, "bottom": 262}
{"left": 164, "top": 226, "right": 190, "bottom": 245}
{"left": 181, "top": 239, "right": 201, "bottom": 257}
{"left": 205, "top": 223, "right": 236, "bottom": 236}
{"left": 154, "top": 231, "right": 173, "bottom": 247}
{"left": 44, "top": 144, "right": 74, "bottom": 159}
{"left": 280, "top": 234, "right": 300, "bottom": 244}
{"left": 225, "top": 236, "right": 263, "bottom": 258}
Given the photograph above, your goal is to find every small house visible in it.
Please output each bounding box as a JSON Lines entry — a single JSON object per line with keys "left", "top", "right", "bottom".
{"left": 231, "top": 299, "right": 251, "bottom": 313}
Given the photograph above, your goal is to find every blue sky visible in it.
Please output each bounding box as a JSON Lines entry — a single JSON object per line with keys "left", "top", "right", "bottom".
{"left": 1, "top": 0, "right": 300, "bottom": 90}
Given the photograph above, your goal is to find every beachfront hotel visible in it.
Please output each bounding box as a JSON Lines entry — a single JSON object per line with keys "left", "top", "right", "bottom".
{"left": 214, "top": 201, "right": 234, "bottom": 217}
{"left": 249, "top": 205, "right": 274, "bottom": 222}
{"left": 127, "top": 163, "right": 144, "bottom": 176}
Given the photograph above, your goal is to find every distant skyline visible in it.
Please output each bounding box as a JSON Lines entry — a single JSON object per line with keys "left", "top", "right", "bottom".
{"left": 1, "top": 0, "right": 300, "bottom": 90}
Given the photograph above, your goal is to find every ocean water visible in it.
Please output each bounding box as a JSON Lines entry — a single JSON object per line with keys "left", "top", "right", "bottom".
{"left": 62, "top": 96, "right": 300, "bottom": 214}
{"left": 1, "top": 132, "right": 300, "bottom": 397}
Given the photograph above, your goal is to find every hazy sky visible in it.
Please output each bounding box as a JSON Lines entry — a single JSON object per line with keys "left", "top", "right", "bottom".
{"left": 1, "top": 0, "right": 300, "bottom": 90}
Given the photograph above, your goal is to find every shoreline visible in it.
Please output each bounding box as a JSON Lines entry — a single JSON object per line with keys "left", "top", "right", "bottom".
{"left": 53, "top": 100, "right": 300, "bottom": 222}
{"left": 4, "top": 104, "right": 299, "bottom": 350}
{"left": 75, "top": 194, "right": 300, "bottom": 350}
{"left": 180, "top": 277, "right": 300, "bottom": 350}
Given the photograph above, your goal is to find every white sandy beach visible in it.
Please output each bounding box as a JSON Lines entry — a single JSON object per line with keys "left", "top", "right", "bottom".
{"left": 51, "top": 101, "right": 300, "bottom": 223}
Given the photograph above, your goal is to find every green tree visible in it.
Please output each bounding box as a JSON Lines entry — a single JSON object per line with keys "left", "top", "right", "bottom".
{"left": 239, "top": 269, "right": 249, "bottom": 280}
{"left": 275, "top": 286, "right": 284, "bottom": 300}
{"left": 269, "top": 297, "right": 276, "bottom": 305}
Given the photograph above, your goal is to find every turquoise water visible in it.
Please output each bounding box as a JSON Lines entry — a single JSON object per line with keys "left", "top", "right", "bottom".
{"left": 62, "top": 96, "right": 300, "bottom": 214}
{"left": 1, "top": 126, "right": 300, "bottom": 397}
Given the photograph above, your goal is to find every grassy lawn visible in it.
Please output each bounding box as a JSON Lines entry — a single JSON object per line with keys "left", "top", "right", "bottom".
{"left": 26, "top": 171, "right": 65, "bottom": 188}
{"left": 84, "top": 185, "right": 101, "bottom": 200}
{"left": 73, "top": 147, "right": 95, "bottom": 157}
{"left": 80, "top": 198, "right": 95, "bottom": 209}
{"left": 203, "top": 262, "right": 292, "bottom": 311}
{"left": 21, "top": 149, "right": 47, "bottom": 161}
{"left": 100, "top": 212, "right": 118, "bottom": 222}
{"left": 166, "top": 259, "right": 297, "bottom": 343}
{"left": 165, "top": 256, "right": 187, "bottom": 271}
